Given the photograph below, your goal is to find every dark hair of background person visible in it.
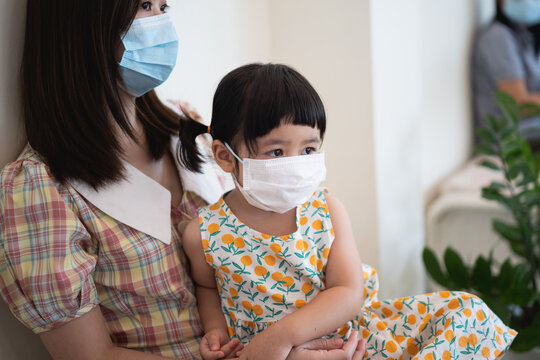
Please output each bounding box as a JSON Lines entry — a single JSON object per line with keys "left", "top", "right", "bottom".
{"left": 22, "top": 0, "right": 203, "bottom": 189}
{"left": 495, "top": 0, "right": 540, "bottom": 54}
{"left": 179, "top": 63, "right": 327, "bottom": 171}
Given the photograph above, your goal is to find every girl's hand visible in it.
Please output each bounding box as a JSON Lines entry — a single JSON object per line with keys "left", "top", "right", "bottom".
{"left": 286, "top": 331, "right": 367, "bottom": 360}
{"left": 200, "top": 328, "right": 243, "bottom": 360}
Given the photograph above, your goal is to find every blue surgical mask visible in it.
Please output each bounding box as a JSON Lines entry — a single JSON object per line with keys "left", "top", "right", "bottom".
{"left": 503, "top": 0, "right": 540, "bottom": 26}
{"left": 119, "top": 14, "right": 179, "bottom": 97}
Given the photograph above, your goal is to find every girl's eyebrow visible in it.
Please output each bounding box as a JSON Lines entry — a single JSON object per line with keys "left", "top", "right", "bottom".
{"left": 303, "top": 137, "right": 322, "bottom": 144}
{"left": 260, "top": 139, "right": 289, "bottom": 146}
{"left": 260, "top": 137, "right": 321, "bottom": 146}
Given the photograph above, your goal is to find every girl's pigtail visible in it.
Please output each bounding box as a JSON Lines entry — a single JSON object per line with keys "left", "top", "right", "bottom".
{"left": 178, "top": 115, "right": 210, "bottom": 173}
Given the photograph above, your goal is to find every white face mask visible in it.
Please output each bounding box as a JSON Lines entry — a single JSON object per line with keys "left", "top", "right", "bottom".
{"left": 225, "top": 143, "right": 326, "bottom": 213}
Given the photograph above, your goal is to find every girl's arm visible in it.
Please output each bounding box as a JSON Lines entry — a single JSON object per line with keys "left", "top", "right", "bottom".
{"left": 183, "top": 218, "right": 242, "bottom": 359}
{"left": 240, "top": 193, "right": 364, "bottom": 360}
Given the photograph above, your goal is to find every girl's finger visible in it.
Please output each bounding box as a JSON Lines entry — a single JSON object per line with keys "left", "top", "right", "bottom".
{"left": 221, "top": 338, "right": 242, "bottom": 356}
{"left": 208, "top": 333, "right": 221, "bottom": 351}
{"left": 200, "top": 348, "right": 225, "bottom": 360}
{"left": 200, "top": 337, "right": 225, "bottom": 360}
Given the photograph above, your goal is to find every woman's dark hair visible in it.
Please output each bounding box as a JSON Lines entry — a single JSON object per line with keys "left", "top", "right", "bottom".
{"left": 179, "top": 63, "right": 326, "bottom": 171}
{"left": 495, "top": 0, "right": 540, "bottom": 54}
{"left": 23, "top": 0, "right": 198, "bottom": 188}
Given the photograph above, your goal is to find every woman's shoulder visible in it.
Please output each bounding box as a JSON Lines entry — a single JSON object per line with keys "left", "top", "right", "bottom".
{"left": 476, "top": 21, "right": 518, "bottom": 50}
{"left": 0, "top": 146, "right": 54, "bottom": 191}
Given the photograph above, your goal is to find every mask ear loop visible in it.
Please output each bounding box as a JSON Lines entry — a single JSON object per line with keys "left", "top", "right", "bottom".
{"left": 224, "top": 142, "right": 244, "bottom": 164}
{"left": 224, "top": 142, "right": 244, "bottom": 185}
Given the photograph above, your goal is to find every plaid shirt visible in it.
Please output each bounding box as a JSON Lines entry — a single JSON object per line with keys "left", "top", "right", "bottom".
{"left": 0, "top": 147, "right": 214, "bottom": 358}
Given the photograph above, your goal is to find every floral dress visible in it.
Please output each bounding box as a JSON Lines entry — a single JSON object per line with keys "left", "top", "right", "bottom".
{"left": 198, "top": 188, "right": 517, "bottom": 359}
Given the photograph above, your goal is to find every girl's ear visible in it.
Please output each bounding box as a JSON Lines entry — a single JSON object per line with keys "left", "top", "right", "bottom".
{"left": 212, "top": 140, "right": 235, "bottom": 173}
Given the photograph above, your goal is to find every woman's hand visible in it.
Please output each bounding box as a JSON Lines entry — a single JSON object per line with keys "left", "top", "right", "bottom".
{"left": 200, "top": 328, "right": 243, "bottom": 360}
{"left": 286, "top": 331, "right": 367, "bottom": 360}
{"left": 236, "top": 328, "right": 293, "bottom": 360}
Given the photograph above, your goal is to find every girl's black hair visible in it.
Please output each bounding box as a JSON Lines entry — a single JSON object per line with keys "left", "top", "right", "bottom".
{"left": 179, "top": 63, "right": 326, "bottom": 171}
{"left": 495, "top": 0, "right": 540, "bottom": 54}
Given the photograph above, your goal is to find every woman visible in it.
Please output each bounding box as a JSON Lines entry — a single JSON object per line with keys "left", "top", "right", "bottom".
{"left": 473, "top": 0, "right": 540, "bottom": 146}
{"left": 0, "top": 1, "right": 365, "bottom": 359}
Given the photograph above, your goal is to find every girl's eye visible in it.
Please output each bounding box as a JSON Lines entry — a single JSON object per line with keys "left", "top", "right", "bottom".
{"left": 302, "top": 147, "right": 317, "bottom": 155}
{"left": 160, "top": 4, "right": 169, "bottom": 12}
{"left": 268, "top": 149, "right": 283, "bottom": 157}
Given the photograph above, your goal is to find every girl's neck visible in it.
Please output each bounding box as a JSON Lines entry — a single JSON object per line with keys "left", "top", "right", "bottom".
{"left": 224, "top": 189, "right": 298, "bottom": 237}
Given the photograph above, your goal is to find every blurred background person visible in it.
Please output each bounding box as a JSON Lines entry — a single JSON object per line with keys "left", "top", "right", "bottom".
{"left": 473, "top": 0, "right": 540, "bottom": 148}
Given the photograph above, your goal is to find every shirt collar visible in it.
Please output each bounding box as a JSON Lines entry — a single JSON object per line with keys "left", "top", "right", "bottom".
{"left": 68, "top": 137, "right": 223, "bottom": 245}
{"left": 70, "top": 161, "right": 173, "bottom": 244}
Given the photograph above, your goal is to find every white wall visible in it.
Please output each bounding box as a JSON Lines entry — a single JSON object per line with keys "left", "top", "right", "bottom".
{"left": 372, "top": 0, "right": 476, "bottom": 299}
{"left": 267, "top": 0, "right": 380, "bottom": 271}
{"left": 157, "top": 0, "right": 271, "bottom": 123}
{"left": 371, "top": 0, "right": 425, "bottom": 299}
{"left": 0, "top": 0, "right": 27, "bottom": 168}
{"left": 419, "top": 0, "right": 476, "bottom": 196}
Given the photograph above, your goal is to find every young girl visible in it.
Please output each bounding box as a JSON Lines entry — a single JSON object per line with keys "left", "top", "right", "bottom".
{"left": 182, "top": 63, "right": 364, "bottom": 360}
{"left": 181, "top": 63, "right": 517, "bottom": 360}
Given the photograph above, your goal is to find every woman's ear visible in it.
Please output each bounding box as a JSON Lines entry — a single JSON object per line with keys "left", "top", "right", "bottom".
{"left": 212, "top": 140, "right": 235, "bottom": 173}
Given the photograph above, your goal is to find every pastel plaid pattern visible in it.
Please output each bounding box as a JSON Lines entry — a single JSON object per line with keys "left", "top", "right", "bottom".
{"left": 0, "top": 148, "right": 204, "bottom": 358}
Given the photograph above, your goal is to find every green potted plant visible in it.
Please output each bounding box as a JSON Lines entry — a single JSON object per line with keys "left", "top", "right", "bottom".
{"left": 423, "top": 92, "right": 540, "bottom": 354}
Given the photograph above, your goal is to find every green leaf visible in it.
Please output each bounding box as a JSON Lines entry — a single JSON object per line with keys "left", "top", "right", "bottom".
{"left": 520, "top": 190, "right": 540, "bottom": 207}
{"left": 476, "top": 127, "right": 497, "bottom": 145}
{"left": 493, "top": 220, "right": 527, "bottom": 259}
{"left": 497, "top": 259, "right": 514, "bottom": 292}
{"left": 471, "top": 256, "right": 494, "bottom": 294}
{"left": 484, "top": 114, "right": 500, "bottom": 131}
{"left": 507, "top": 164, "right": 528, "bottom": 180}
{"left": 482, "top": 188, "right": 510, "bottom": 210}
{"left": 505, "top": 288, "right": 537, "bottom": 306}
{"left": 475, "top": 144, "right": 497, "bottom": 156}
{"left": 493, "top": 220, "right": 521, "bottom": 243}
{"left": 443, "top": 247, "right": 469, "bottom": 289}
{"left": 519, "top": 102, "right": 540, "bottom": 116}
{"left": 479, "top": 160, "right": 500, "bottom": 171}
{"left": 490, "top": 181, "right": 507, "bottom": 190}
{"left": 502, "top": 145, "right": 522, "bottom": 163}
{"left": 512, "top": 263, "right": 531, "bottom": 288}
{"left": 500, "top": 126, "right": 516, "bottom": 140}
{"left": 511, "top": 313, "right": 540, "bottom": 352}
{"left": 422, "top": 248, "right": 452, "bottom": 288}
{"left": 495, "top": 91, "right": 519, "bottom": 125}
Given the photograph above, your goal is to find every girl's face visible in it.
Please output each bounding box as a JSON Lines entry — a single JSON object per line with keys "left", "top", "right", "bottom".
{"left": 237, "top": 123, "right": 322, "bottom": 160}
{"left": 231, "top": 123, "right": 322, "bottom": 187}
{"left": 135, "top": 0, "right": 169, "bottom": 18}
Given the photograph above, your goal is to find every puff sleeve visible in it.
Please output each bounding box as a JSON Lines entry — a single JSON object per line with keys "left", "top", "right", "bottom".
{"left": 0, "top": 157, "right": 99, "bottom": 333}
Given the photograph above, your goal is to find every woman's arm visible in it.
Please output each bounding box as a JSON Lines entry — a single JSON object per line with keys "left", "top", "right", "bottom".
{"left": 240, "top": 194, "right": 364, "bottom": 360}
{"left": 183, "top": 218, "right": 242, "bottom": 359}
{"left": 498, "top": 79, "right": 540, "bottom": 106}
{"left": 39, "top": 307, "right": 169, "bottom": 360}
